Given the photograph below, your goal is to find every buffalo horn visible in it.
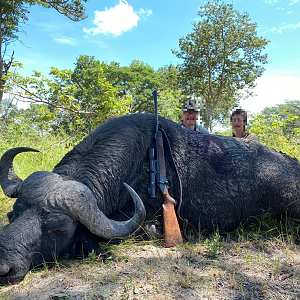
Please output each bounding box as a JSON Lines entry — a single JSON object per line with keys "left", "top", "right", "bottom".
{"left": 0, "top": 147, "right": 39, "bottom": 197}
{"left": 67, "top": 182, "right": 146, "bottom": 239}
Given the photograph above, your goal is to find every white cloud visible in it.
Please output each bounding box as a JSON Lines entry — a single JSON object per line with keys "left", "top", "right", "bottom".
{"left": 286, "top": 10, "right": 294, "bottom": 14}
{"left": 87, "top": 39, "right": 108, "bottom": 49}
{"left": 138, "top": 8, "right": 153, "bottom": 18}
{"left": 37, "top": 22, "right": 60, "bottom": 32}
{"left": 267, "top": 22, "right": 300, "bottom": 33}
{"left": 289, "top": 0, "right": 300, "bottom": 5}
{"left": 264, "top": 0, "right": 278, "bottom": 4}
{"left": 83, "top": 0, "right": 152, "bottom": 36}
{"left": 240, "top": 71, "right": 300, "bottom": 114}
{"left": 54, "top": 37, "right": 78, "bottom": 46}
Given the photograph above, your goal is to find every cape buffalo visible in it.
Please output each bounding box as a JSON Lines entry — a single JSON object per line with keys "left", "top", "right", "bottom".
{"left": 0, "top": 113, "right": 300, "bottom": 285}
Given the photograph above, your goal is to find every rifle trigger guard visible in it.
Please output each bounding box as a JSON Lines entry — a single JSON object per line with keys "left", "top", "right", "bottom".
{"left": 158, "top": 174, "right": 169, "bottom": 192}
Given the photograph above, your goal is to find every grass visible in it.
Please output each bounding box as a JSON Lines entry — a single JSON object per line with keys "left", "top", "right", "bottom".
{"left": 0, "top": 132, "right": 300, "bottom": 299}
{"left": 0, "top": 211, "right": 299, "bottom": 299}
{"left": 0, "top": 131, "right": 70, "bottom": 229}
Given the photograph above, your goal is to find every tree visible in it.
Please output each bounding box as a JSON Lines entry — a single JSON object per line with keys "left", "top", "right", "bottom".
{"left": 0, "top": 95, "right": 19, "bottom": 136}
{"left": 172, "top": 0, "right": 269, "bottom": 130}
{"left": 101, "top": 60, "right": 185, "bottom": 117}
{"left": 6, "top": 55, "right": 131, "bottom": 135}
{"left": 102, "top": 60, "right": 160, "bottom": 114}
{"left": 127, "top": 60, "right": 160, "bottom": 113}
{"left": 68, "top": 55, "right": 131, "bottom": 132}
{"left": 156, "top": 64, "right": 184, "bottom": 122}
{"left": 249, "top": 112, "right": 300, "bottom": 158}
{"left": 260, "top": 100, "right": 300, "bottom": 135}
{"left": 5, "top": 57, "right": 190, "bottom": 137}
{"left": 0, "top": 0, "right": 88, "bottom": 109}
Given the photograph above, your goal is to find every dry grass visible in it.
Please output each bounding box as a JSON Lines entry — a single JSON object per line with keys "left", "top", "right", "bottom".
{"left": 1, "top": 180, "right": 300, "bottom": 299}
{"left": 0, "top": 226, "right": 300, "bottom": 300}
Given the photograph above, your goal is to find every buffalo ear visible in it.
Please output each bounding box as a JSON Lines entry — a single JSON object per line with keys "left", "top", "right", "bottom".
{"left": 69, "top": 224, "right": 102, "bottom": 259}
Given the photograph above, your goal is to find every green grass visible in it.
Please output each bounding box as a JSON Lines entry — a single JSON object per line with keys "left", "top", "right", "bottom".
{"left": 0, "top": 132, "right": 70, "bottom": 230}
{"left": 0, "top": 131, "right": 70, "bottom": 177}
{"left": 231, "top": 213, "right": 300, "bottom": 245}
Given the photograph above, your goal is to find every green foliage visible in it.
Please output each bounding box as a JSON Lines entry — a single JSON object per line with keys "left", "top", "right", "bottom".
{"left": 126, "top": 60, "right": 160, "bottom": 113}
{"left": 172, "top": 0, "right": 269, "bottom": 130}
{"left": 0, "top": 0, "right": 89, "bottom": 109}
{"left": 261, "top": 100, "right": 300, "bottom": 135}
{"left": 157, "top": 88, "right": 182, "bottom": 122}
{"left": 0, "top": 97, "right": 55, "bottom": 140}
{"left": 6, "top": 55, "right": 131, "bottom": 135}
{"left": 157, "top": 65, "right": 184, "bottom": 122}
{"left": 31, "top": 0, "right": 88, "bottom": 22}
{"left": 101, "top": 60, "right": 184, "bottom": 120}
{"left": 0, "top": 0, "right": 87, "bottom": 41}
{"left": 233, "top": 213, "right": 300, "bottom": 244}
{"left": 249, "top": 111, "right": 300, "bottom": 160}
{"left": 101, "top": 60, "right": 160, "bottom": 114}
{"left": 4, "top": 56, "right": 186, "bottom": 136}
{"left": 204, "top": 231, "right": 221, "bottom": 258}
{"left": 0, "top": 1, "right": 29, "bottom": 44}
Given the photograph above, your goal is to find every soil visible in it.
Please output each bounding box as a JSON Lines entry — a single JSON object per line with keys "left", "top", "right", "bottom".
{"left": 0, "top": 238, "right": 299, "bottom": 300}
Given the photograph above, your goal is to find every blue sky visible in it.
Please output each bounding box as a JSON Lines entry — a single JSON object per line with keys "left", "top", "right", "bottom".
{"left": 9, "top": 0, "right": 300, "bottom": 115}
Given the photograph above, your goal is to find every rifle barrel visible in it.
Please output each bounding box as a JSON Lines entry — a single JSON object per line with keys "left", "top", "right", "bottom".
{"left": 152, "top": 89, "right": 159, "bottom": 133}
{"left": 151, "top": 88, "right": 183, "bottom": 247}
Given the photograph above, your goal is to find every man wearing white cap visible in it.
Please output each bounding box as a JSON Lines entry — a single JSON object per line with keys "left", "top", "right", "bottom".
{"left": 179, "top": 101, "right": 209, "bottom": 134}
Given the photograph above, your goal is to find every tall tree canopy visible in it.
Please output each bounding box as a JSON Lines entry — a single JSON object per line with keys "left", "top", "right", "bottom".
{"left": 156, "top": 64, "right": 184, "bottom": 121}
{"left": 172, "top": 0, "right": 269, "bottom": 130}
{"left": 100, "top": 60, "right": 183, "bottom": 119}
{"left": 101, "top": 60, "right": 160, "bottom": 114}
{"left": 0, "top": 0, "right": 88, "bottom": 108}
{"left": 5, "top": 55, "right": 131, "bottom": 135}
{"left": 3, "top": 56, "right": 185, "bottom": 137}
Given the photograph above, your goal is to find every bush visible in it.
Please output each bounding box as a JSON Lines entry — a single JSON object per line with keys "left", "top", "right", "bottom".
{"left": 249, "top": 112, "right": 300, "bottom": 160}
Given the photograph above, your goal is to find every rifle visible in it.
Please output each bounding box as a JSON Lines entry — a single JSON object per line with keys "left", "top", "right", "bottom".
{"left": 148, "top": 89, "right": 183, "bottom": 247}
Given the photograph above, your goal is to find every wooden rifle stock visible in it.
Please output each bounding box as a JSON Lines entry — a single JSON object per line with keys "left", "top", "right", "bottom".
{"left": 156, "top": 131, "right": 183, "bottom": 247}
{"left": 162, "top": 189, "right": 183, "bottom": 247}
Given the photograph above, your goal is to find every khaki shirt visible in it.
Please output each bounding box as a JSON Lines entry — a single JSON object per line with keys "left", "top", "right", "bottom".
{"left": 233, "top": 132, "right": 258, "bottom": 142}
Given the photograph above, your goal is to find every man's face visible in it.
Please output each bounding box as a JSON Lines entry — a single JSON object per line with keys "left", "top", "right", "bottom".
{"left": 231, "top": 114, "right": 246, "bottom": 131}
{"left": 182, "top": 110, "right": 199, "bottom": 129}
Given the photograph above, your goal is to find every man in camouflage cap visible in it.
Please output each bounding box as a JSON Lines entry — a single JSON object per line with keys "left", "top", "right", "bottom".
{"left": 179, "top": 101, "right": 209, "bottom": 134}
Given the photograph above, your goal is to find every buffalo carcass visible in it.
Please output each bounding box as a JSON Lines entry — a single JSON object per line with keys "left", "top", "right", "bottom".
{"left": 1, "top": 113, "right": 300, "bottom": 284}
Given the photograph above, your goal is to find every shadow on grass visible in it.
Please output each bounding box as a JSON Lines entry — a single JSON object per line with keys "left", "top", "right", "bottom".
{"left": 0, "top": 213, "right": 299, "bottom": 299}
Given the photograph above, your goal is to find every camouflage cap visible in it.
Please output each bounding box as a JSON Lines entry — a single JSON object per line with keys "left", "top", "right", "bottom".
{"left": 182, "top": 101, "right": 200, "bottom": 112}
